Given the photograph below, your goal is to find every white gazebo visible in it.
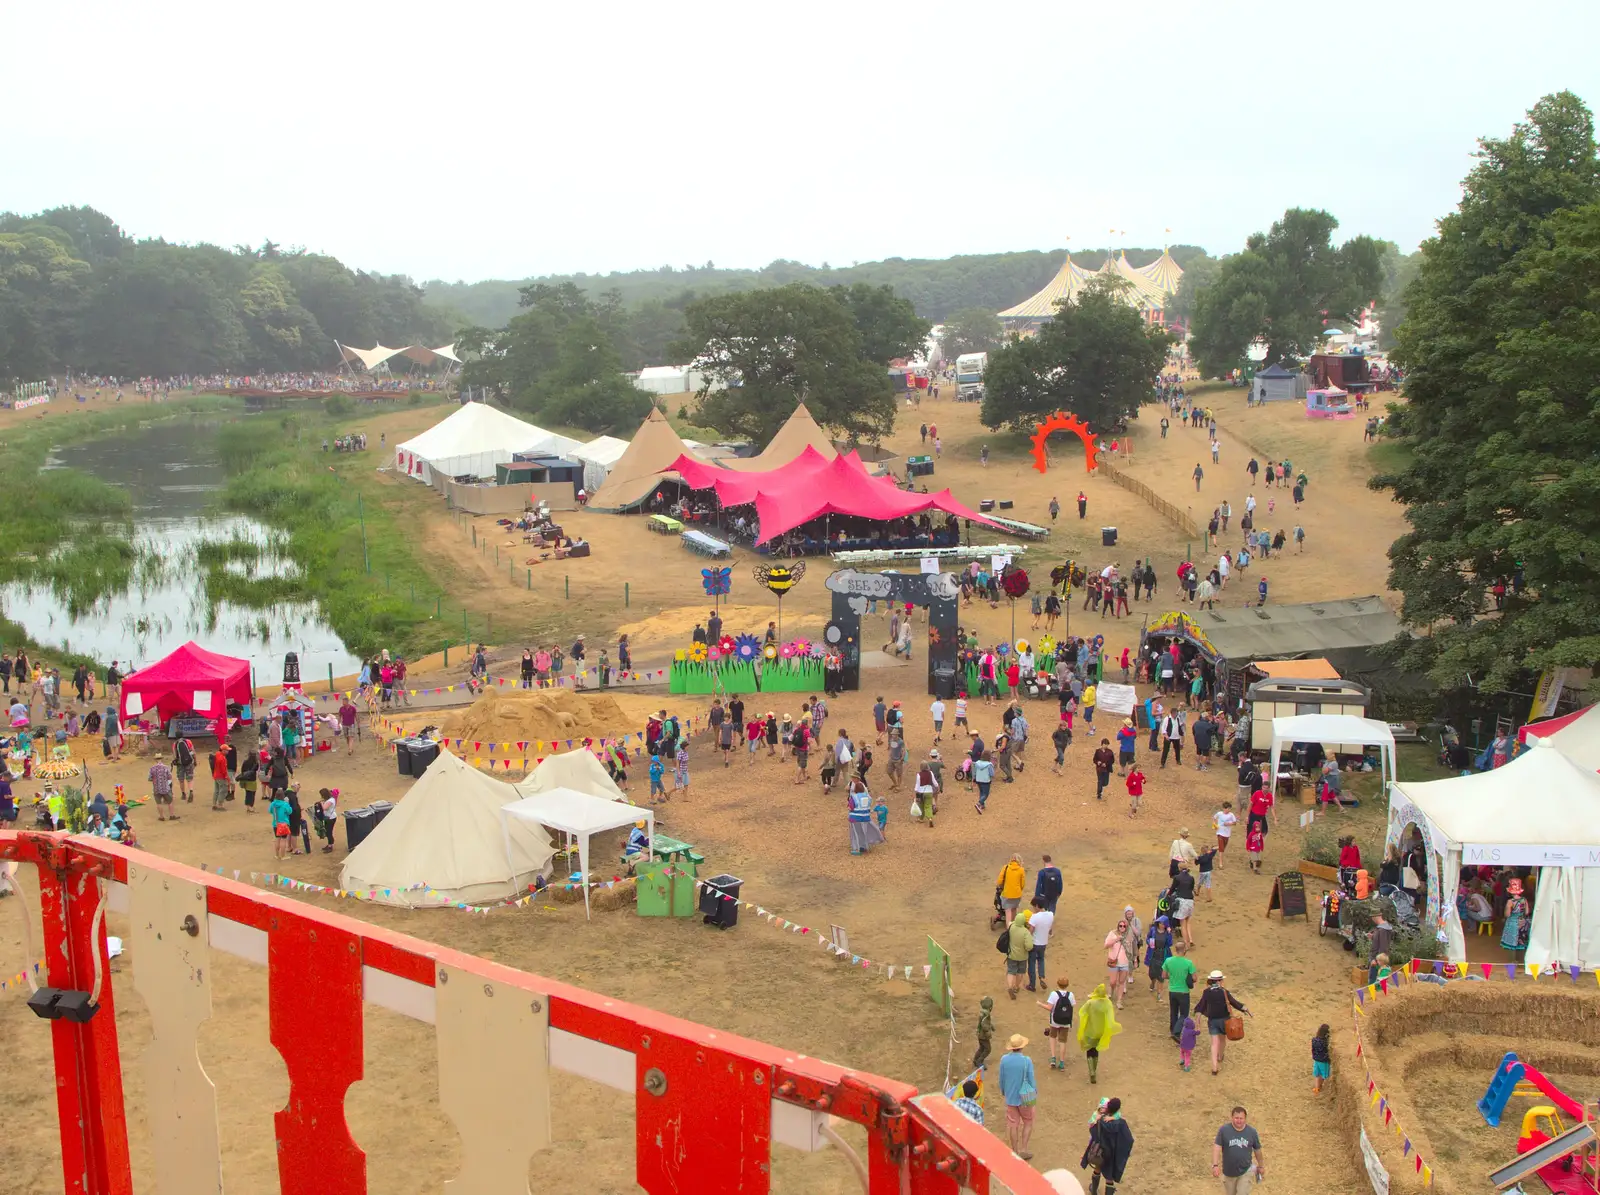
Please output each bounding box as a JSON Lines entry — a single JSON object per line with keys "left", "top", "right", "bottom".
{"left": 499, "top": 787, "right": 654, "bottom": 919}
{"left": 1267, "top": 713, "right": 1397, "bottom": 786}
{"left": 1387, "top": 739, "right": 1600, "bottom": 966}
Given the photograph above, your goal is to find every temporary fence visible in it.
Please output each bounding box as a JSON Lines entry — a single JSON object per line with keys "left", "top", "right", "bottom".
{"left": 1095, "top": 458, "right": 1200, "bottom": 539}
{"left": 0, "top": 829, "right": 1051, "bottom": 1195}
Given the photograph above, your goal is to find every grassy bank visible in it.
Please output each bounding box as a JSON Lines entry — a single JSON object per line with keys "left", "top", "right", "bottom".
{"left": 210, "top": 400, "right": 526, "bottom": 659}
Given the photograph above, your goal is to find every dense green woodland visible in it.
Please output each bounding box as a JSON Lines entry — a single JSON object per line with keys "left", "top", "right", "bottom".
{"left": 425, "top": 245, "right": 1214, "bottom": 331}
{"left": 0, "top": 206, "right": 455, "bottom": 380}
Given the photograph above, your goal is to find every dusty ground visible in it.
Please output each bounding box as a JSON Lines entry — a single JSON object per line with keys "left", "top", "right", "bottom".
{"left": 0, "top": 383, "right": 1431, "bottom": 1191}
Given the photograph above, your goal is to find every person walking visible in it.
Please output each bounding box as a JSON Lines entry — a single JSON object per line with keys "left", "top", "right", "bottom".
{"left": 1159, "top": 709, "right": 1185, "bottom": 767}
{"left": 1213, "top": 1106, "right": 1265, "bottom": 1193}
{"left": 1161, "top": 940, "right": 1196, "bottom": 1039}
{"left": 1092, "top": 739, "right": 1114, "bottom": 800}
{"left": 1035, "top": 854, "right": 1063, "bottom": 913}
{"left": 1004, "top": 908, "right": 1034, "bottom": 1000}
{"left": 1038, "top": 978, "right": 1074, "bottom": 1071}
{"left": 973, "top": 750, "right": 995, "bottom": 812}
{"left": 1195, "top": 971, "right": 1250, "bottom": 1075}
{"left": 996, "top": 853, "right": 1026, "bottom": 924}
{"left": 1171, "top": 862, "right": 1198, "bottom": 950}
{"left": 1103, "top": 920, "right": 1131, "bottom": 1007}
{"left": 1049, "top": 496, "right": 1061, "bottom": 522}
{"left": 1077, "top": 490, "right": 1087, "bottom": 519}
{"left": 1076, "top": 984, "right": 1122, "bottom": 1085}
{"left": 1026, "top": 896, "right": 1054, "bottom": 992}
{"left": 998, "top": 1035, "right": 1037, "bottom": 1160}
{"left": 1192, "top": 463, "right": 1204, "bottom": 492}
{"left": 1144, "top": 917, "right": 1173, "bottom": 996}
{"left": 1082, "top": 1097, "right": 1134, "bottom": 1195}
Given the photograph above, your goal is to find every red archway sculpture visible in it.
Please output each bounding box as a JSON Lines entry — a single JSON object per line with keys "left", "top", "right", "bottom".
{"left": 1030, "top": 411, "right": 1100, "bottom": 474}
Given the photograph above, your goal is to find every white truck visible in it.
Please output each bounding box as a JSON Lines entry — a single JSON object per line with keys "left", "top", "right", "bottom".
{"left": 954, "top": 352, "right": 987, "bottom": 401}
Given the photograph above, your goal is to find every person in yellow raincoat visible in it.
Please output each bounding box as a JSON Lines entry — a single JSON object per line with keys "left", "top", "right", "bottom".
{"left": 1076, "top": 983, "right": 1123, "bottom": 1085}
{"left": 996, "top": 854, "right": 1027, "bottom": 923}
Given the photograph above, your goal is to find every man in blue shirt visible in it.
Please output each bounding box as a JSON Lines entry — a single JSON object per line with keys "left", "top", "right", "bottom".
{"left": 997, "top": 1034, "right": 1036, "bottom": 1160}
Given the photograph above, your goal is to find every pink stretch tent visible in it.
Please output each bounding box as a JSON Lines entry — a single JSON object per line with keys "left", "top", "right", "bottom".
{"left": 664, "top": 446, "right": 1001, "bottom": 542}
{"left": 120, "top": 641, "right": 252, "bottom": 725}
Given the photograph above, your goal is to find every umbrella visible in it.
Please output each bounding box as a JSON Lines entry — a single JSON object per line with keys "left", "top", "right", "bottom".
{"left": 1322, "top": 327, "right": 1345, "bottom": 336}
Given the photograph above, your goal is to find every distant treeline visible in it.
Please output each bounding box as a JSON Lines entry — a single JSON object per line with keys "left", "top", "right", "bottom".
{"left": 0, "top": 206, "right": 457, "bottom": 381}
{"left": 426, "top": 245, "right": 1213, "bottom": 331}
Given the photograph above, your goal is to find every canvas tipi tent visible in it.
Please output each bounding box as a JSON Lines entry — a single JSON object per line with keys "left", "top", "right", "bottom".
{"left": 514, "top": 748, "right": 626, "bottom": 801}
{"left": 729, "top": 402, "right": 837, "bottom": 471}
{"left": 340, "top": 749, "right": 554, "bottom": 907}
{"left": 393, "top": 402, "right": 554, "bottom": 485}
{"left": 588, "top": 407, "right": 700, "bottom": 512}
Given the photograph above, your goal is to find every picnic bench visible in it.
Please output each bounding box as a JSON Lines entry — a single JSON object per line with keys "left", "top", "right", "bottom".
{"left": 680, "top": 529, "right": 731, "bottom": 558}
{"left": 621, "top": 833, "right": 705, "bottom": 872}
{"left": 648, "top": 514, "right": 684, "bottom": 534}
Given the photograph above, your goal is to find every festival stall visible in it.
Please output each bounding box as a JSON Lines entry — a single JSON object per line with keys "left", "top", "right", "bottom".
{"left": 1305, "top": 384, "right": 1353, "bottom": 418}
{"left": 119, "top": 641, "right": 252, "bottom": 738}
{"left": 1267, "top": 713, "right": 1396, "bottom": 785}
{"left": 267, "top": 690, "right": 319, "bottom": 758}
{"left": 499, "top": 787, "right": 654, "bottom": 919}
{"left": 1386, "top": 739, "right": 1600, "bottom": 967}
{"left": 1138, "top": 609, "right": 1222, "bottom": 690}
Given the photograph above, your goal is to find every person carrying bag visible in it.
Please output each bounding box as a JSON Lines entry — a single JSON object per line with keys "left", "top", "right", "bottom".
{"left": 1194, "top": 970, "right": 1250, "bottom": 1075}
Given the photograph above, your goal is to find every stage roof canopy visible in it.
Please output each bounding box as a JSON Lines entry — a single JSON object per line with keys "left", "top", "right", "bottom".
{"left": 337, "top": 341, "right": 460, "bottom": 371}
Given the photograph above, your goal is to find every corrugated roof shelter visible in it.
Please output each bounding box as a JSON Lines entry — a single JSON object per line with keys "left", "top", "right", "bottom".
{"left": 1195, "top": 596, "right": 1402, "bottom": 663}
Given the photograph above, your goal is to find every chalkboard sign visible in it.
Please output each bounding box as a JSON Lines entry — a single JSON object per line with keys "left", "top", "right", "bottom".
{"left": 1267, "top": 871, "right": 1308, "bottom": 920}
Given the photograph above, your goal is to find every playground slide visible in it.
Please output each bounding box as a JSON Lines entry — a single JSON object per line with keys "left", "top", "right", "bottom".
{"left": 1490, "top": 1121, "right": 1596, "bottom": 1190}
{"left": 1523, "top": 1064, "right": 1586, "bottom": 1122}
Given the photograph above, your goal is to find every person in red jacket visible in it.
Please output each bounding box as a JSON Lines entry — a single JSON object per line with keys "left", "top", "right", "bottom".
{"left": 1126, "top": 764, "right": 1146, "bottom": 818}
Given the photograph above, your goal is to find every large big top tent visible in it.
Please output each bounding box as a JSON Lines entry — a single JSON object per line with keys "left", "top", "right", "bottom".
{"left": 120, "top": 641, "right": 252, "bottom": 726}
{"left": 341, "top": 749, "right": 555, "bottom": 907}
{"left": 394, "top": 402, "right": 558, "bottom": 484}
{"left": 1387, "top": 739, "right": 1600, "bottom": 968}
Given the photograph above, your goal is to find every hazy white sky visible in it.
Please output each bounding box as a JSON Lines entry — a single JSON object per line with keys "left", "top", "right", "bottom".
{"left": 6, "top": 0, "right": 1597, "bottom": 283}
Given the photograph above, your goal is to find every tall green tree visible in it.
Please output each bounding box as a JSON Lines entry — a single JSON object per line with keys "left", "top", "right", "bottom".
{"left": 980, "top": 277, "right": 1172, "bottom": 435}
{"left": 1189, "top": 208, "right": 1383, "bottom": 374}
{"left": 1162, "top": 252, "right": 1219, "bottom": 330}
{"left": 939, "top": 306, "right": 1005, "bottom": 359}
{"left": 0, "top": 230, "right": 91, "bottom": 380}
{"left": 674, "top": 283, "right": 897, "bottom": 445}
{"left": 829, "top": 282, "right": 931, "bottom": 363}
{"left": 1374, "top": 91, "right": 1600, "bottom": 688}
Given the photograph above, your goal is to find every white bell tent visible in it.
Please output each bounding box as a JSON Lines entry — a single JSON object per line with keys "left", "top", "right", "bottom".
{"left": 499, "top": 788, "right": 654, "bottom": 919}
{"left": 1387, "top": 738, "right": 1600, "bottom": 967}
{"left": 1266, "top": 713, "right": 1397, "bottom": 784}
{"left": 341, "top": 749, "right": 554, "bottom": 907}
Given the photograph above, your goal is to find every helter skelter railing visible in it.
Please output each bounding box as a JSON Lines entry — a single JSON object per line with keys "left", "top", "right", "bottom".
{"left": 1, "top": 830, "right": 1052, "bottom": 1195}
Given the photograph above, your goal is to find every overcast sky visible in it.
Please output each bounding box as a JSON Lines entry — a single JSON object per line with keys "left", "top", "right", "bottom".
{"left": 6, "top": 0, "right": 1597, "bottom": 284}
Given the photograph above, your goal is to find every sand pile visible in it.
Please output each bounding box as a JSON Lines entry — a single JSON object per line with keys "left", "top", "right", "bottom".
{"left": 440, "top": 688, "right": 631, "bottom": 747}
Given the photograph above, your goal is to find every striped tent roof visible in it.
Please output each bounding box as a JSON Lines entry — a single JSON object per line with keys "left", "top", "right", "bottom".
{"left": 1000, "top": 249, "right": 1183, "bottom": 322}
{"left": 1138, "top": 248, "right": 1184, "bottom": 296}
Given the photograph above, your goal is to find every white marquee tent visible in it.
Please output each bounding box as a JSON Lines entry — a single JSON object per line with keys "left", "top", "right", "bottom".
{"left": 571, "top": 435, "right": 631, "bottom": 493}
{"left": 1267, "top": 713, "right": 1397, "bottom": 786}
{"left": 500, "top": 787, "right": 653, "bottom": 918}
{"left": 393, "top": 402, "right": 555, "bottom": 484}
{"left": 341, "top": 749, "right": 555, "bottom": 907}
{"left": 1387, "top": 739, "right": 1600, "bottom": 967}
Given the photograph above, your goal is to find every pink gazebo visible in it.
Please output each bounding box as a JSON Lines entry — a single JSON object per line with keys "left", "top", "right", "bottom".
{"left": 119, "top": 641, "right": 253, "bottom": 733}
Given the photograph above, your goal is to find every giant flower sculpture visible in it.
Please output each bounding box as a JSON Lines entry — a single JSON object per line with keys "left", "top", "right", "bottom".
{"left": 1000, "top": 565, "right": 1031, "bottom": 600}
{"left": 718, "top": 635, "right": 736, "bottom": 657}
{"left": 1038, "top": 635, "right": 1057, "bottom": 658}
{"left": 688, "top": 642, "right": 708, "bottom": 663}
{"left": 734, "top": 634, "right": 761, "bottom": 663}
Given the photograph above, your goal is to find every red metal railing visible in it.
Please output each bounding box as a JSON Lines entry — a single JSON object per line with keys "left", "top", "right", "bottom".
{"left": 2, "top": 830, "right": 1052, "bottom": 1195}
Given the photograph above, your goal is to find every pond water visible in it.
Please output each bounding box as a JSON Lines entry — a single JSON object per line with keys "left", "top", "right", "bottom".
{"left": 1, "top": 420, "right": 362, "bottom": 684}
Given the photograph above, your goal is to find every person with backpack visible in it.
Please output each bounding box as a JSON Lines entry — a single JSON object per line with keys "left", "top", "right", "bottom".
{"left": 1037, "top": 976, "right": 1074, "bottom": 1070}
{"left": 1082, "top": 1097, "right": 1134, "bottom": 1195}
{"left": 1000, "top": 906, "right": 1033, "bottom": 1001}
{"left": 173, "top": 738, "right": 197, "bottom": 803}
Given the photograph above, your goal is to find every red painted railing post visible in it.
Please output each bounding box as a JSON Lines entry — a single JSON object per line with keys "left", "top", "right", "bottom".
{"left": 269, "top": 910, "right": 367, "bottom": 1195}
{"left": 36, "top": 841, "right": 133, "bottom": 1195}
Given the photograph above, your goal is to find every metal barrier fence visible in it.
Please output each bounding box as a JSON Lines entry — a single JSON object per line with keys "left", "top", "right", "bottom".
{"left": 1096, "top": 459, "right": 1200, "bottom": 539}
{"left": 1, "top": 830, "right": 1052, "bottom": 1195}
